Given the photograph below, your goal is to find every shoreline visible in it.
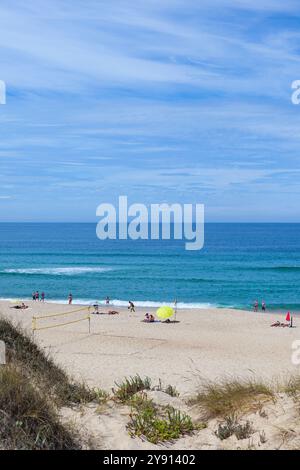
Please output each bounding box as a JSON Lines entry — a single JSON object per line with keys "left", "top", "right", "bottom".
{"left": 0, "top": 297, "right": 298, "bottom": 314}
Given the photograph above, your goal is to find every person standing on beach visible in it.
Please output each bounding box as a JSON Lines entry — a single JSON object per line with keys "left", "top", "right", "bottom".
{"left": 128, "top": 301, "right": 135, "bottom": 312}
{"left": 262, "top": 301, "right": 266, "bottom": 312}
{"left": 41, "top": 292, "right": 45, "bottom": 302}
{"left": 68, "top": 293, "right": 73, "bottom": 305}
{"left": 254, "top": 300, "right": 258, "bottom": 312}
{"left": 105, "top": 296, "right": 110, "bottom": 305}
{"left": 32, "top": 291, "right": 36, "bottom": 301}
{"left": 36, "top": 291, "right": 39, "bottom": 302}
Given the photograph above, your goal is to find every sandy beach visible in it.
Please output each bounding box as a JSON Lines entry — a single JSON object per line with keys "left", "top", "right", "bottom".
{"left": 1, "top": 300, "right": 298, "bottom": 396}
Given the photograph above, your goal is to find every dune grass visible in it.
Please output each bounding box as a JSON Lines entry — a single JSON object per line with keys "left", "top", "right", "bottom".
{"left": 0, "top": 363, "right": 80, "bottom": 449}
{"left": 0, "top": 317, "right": 97, "bottom": 406}
{"left": 113, "top": 375, "right": 152, "bottom": 402}
{"left": 189, "top": 377, "right": 275, "bottom": 419}
{"left": 284, "top": 376, "right": 300, "bottom": 398}
{"left": 0, "top": 316, "right": 103, "bottom": 449}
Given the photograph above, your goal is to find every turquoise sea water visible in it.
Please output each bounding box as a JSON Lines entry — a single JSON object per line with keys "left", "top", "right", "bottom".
{"left": 0, "top": 223, "right": 300, "bottom": 311}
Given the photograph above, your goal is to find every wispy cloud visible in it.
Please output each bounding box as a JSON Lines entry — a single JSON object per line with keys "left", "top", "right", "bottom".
{"left": 0, "top": 1, "right": 299, "bottom": 220}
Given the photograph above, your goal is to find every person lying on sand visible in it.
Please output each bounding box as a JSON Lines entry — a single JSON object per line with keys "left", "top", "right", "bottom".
{"left": 11, "top": 303, "right": 28, "bottom": 310}
{"left": 143, "top": 313, "right": 156, "bottom": 323}
{"left": 92, "top": 303, "right": 99, "bottom": 314}
{"left": 108, "top": 310, "right": 119, "bottom": 315}
{"left": 270, "top": 321, "right": 290, "bottom": 328}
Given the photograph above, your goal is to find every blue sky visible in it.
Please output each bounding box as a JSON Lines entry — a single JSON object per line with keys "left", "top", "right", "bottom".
{"left": 0, "top": 0, "right": 300, "bottom": 221}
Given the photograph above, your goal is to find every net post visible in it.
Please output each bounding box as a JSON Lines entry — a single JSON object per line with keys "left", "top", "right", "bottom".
{"left": 32, "top": 316, "right": 37, "bottom": 336}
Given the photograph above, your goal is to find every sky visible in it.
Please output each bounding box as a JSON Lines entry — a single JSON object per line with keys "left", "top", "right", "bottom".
{"left": 0, "top": 0, "right": 300, "bottom": 222}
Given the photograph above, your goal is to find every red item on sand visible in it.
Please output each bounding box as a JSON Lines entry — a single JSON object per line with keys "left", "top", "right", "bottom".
{"left": 286, "top": 312, "right": 291, "bottom": 322}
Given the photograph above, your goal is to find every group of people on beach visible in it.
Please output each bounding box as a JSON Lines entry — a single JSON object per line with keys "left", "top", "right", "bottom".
{"left": 31, "top": 291, "right": 73, "bottom": 304}
{"left": 253, "top": 300, "right": 266, "bottom": 312}
{"left": 144, "top": 313, "right": 155, "bottom": 323}
{"left": 32, "top": 291, "right": 45, "bottom": 302}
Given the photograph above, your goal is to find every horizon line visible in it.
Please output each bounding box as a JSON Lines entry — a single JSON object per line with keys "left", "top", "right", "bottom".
{"left": 0, "top": 221, "right": 300, "bottom": 224}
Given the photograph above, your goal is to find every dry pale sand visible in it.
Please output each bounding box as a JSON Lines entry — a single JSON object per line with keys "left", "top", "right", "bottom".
{"left": 2, "top": 299, "right": 300, "bottom": 449}
{"left": 1, "top": 299, "right": 299, "bottom": 396}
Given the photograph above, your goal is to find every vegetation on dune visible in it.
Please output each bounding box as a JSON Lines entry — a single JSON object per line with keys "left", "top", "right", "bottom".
{"left": 154, "top": 378, "right": 180, "bottom": 397}
{"left": 113, "top": 376, "right": 203, "bottom": 443}
{"left": 163, "top": 384, "right": 180, "bottom": 398}
{"left": 0, "top": 316, "right": 102, "bottom": 449}
{"left": 189, "top": 377, "right": 275, "bottom": 419}
{"left": 0, "top": 363, "right": 80, "bottom": 449}
{"left": 127, "top": 393, "right": 203, "bottom": 444}
{"left": 284, "top": 376, "right": 300, "bottom": 399}
{"left": 215, "top": 415, "right": 254, "bottom": 441}
{"left": 113, "top": 375, "right": 152, "bottom": 402}
{"left": 113, "top": 374, "right": 180, "bottom": 403}
{"left": 0, "top": 317, "right": 97, "bottom": 406}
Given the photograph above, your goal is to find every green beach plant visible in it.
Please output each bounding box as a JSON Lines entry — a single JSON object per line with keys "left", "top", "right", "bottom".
{"left": 189, "top": 377, "right": 274, "bottom": 419}
{"left": 215, "top": 415, "right": 254, "bottom": 441}
{"left": 127, "top": 394, "right": 200, "bottom": 444}
{"left": 154, "top": 379, "right": 180, "bottom": 397}
{"left": 113, "top": 375, "right": 152, "bottom": 402}
{"left": 164, "top": 384, "right": 180, "bottom": 397}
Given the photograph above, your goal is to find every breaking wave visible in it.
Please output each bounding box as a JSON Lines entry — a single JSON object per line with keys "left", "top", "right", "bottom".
{"left": 1, "top": 267, "right": 112, "bottom": 276}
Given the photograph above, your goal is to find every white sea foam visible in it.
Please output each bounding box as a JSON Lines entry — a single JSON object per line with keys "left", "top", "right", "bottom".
{"left": 0, "top": 294, "right": 218, "bottom": 309}
{"left": 2, "top": 267, "right": 112, "bottom": 276}
{"left": 46, "top": 299, "right": 218, "bottom": 309}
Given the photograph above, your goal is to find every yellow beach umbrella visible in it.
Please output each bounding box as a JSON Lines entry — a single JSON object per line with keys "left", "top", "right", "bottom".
{"left": 156, "top": 306, "right": 174, "bottom": 320}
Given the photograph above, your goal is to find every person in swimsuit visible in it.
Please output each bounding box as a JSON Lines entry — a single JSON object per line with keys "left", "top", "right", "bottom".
{"left": 93, "top": 302, "right": 99, "bottom": 314}
{"left": 68, "top": 293, "right": 73, "bottom": 305}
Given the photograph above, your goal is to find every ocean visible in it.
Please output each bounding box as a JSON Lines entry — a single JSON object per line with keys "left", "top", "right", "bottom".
{"left": 0, "top": 223, "right": 299, "bottom": 311}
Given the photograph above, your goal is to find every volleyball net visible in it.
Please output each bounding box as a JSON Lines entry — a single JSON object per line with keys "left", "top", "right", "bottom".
{"left": 32, "top": 305, "right": 92, "bottom": 333}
